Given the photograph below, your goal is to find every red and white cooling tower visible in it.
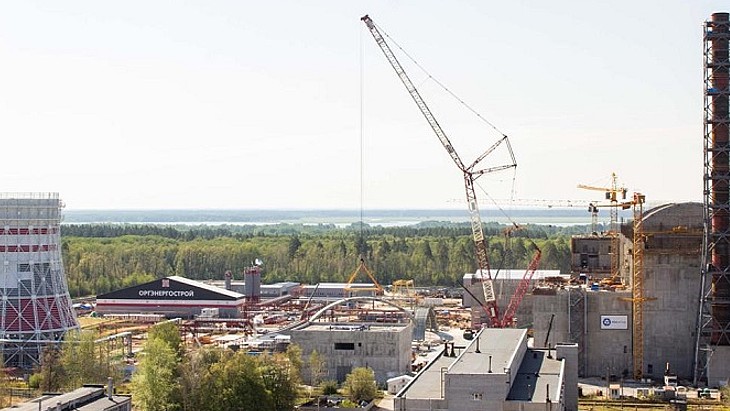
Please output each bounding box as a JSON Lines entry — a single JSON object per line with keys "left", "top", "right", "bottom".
{"left": 0, "top": 193, "right": 78, "bottom": 368}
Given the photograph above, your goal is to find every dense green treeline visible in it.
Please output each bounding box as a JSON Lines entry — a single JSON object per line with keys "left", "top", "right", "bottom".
{"left": 61, "top": 223, "right": 581, "bottom": 297}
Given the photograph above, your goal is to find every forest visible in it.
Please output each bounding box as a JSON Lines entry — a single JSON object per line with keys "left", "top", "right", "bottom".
{"left": 60, "top": 222, "right": 591, "bottom": 298}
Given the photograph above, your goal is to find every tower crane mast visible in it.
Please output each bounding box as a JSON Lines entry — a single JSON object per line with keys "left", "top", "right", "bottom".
{"left": 361, "top": 15, "right": 517, "bottom": 327}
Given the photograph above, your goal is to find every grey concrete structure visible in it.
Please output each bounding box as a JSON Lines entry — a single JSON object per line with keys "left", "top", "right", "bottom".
{"left": 708, "top": 346, "right": 730, "bottom": 386}
{"left": 530, "top": 203, "right": 714, "bottom": 382}
{"left": 463, "top": 270, "right": 567, "bottom": 329}
{"left": 570, "top": 235, "right": 613, "bottom": 277}
{"left": 289, "top": 322, "right": 413, "bottom": 384}
{"left": 641, "top": 203, "right": 702, "bottom": 380}
{"left": 556, "top": 343, "right": 579, "bottom": 411}
{"left": 394, "top": 328, "right": 576, "bottom": 411}
{"left": 533, "top": 289, "right": 632, "bottom": 378}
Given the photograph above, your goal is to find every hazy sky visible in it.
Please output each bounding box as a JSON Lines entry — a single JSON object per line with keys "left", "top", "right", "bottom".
{"left": 0, "top": 1, "right": 726, "bottom": 210}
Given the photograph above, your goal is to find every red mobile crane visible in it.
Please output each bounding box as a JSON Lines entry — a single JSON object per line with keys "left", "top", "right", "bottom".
{"left": 361, "top": 15, "right": 539, "bottom": 328}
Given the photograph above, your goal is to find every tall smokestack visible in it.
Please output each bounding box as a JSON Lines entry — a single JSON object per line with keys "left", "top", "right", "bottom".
{"left": 707, "top": 12, "right": 730, "bottom": 345}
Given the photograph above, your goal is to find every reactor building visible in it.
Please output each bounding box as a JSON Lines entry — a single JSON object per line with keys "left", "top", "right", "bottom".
{"left": 0, "top": 193, "right": 78, "bottom": 368}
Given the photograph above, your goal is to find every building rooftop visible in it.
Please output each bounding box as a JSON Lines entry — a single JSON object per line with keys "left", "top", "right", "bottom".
{"left": 5, "top": 385, "right": 131, "bottom": 411}
{"left": 169, "top": 275, "right": 244, "bottom": 299}
{"left": 450, "top": 328, "right": 527, "bottom": 375}
{"left": 75, "top": 396, "right": 132, "bottom": 411}
{"left": 301, "top": 283, "right": 377, "bottom": 289}
{"left": 465, "top": 270, "right": 566, "bottom": 281}
{"left": 301, "top": 323, "right": 408, "bottom": 332}
{"left": 397, "top": 349, "right": 455, "bottom": 399}
{"left": 507, "top": 349, "right": 563, "bottom": 402}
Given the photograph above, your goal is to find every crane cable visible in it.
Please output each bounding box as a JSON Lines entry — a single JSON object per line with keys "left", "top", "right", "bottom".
{"left": 360, "top": 25, "right": 365, "bottom": 243}
{"left": 373, "top": 21, "right": 509, "bottom": 139}
{"left": 375, "top": 20, "right": 525, "bottom": 242}
{"left": 476, "top": 174, "right": 539, "bottom": 250}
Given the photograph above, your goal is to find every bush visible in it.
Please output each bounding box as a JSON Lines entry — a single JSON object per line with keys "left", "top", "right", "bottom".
{"left": 320, "top": 380, "right": 339, "bottom": 396}
{"left": 28, "top": 373, "right": 41, "bottom": 389}
{"left": 343, "top": 367, "right": 378, "bottom": 403}
{"left": 340, "top": 399, "right": 359, "bottom": 408}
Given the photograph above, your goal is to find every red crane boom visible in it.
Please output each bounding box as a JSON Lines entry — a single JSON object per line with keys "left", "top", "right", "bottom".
{"left": 500, "top": 242, "right": 541, "bottom": 327}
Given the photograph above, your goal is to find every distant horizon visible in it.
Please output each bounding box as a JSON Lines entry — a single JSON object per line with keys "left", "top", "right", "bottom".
{"left": 60, "top": 207, "right": 623, "bottom": 227}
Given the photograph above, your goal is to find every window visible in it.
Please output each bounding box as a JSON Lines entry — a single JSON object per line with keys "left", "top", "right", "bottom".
{"left": 472, "top": 393, "right": 483, "bottom": 400}
{"left": 334, "top": 342, "right": 355, "bottom": 350}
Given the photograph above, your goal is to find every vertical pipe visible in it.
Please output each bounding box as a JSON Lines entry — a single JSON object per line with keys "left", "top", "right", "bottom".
{"left": 710, "top": 12, "right": 730, "bottom": 345}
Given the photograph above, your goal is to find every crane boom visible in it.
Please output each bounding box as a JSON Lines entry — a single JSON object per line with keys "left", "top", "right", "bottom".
{"left": 360, "top": 15, "right": 466, "bottom": 172}
{"left": 500, "top": 243, "right": 541, "bottom": 327}
{"left": 361, "top": 14, "right": 516, "bottom": 327}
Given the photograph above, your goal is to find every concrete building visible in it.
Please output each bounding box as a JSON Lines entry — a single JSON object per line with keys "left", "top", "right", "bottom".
{"left": 463, "top": 270, "right": 568, "bottom": 329}
{"left": 570, "top": 235, "right": 613, "bottom": 277}
{"left": 0, "top": 193, "right": 78, "bottom": 369}
{"left": 96, "top": 276, "right": 246, "bottom": 318}
{"left": 261, "top": 282, "right": 301, "bottom": 298}
{"left": 288, "top": 321, "right": 413, "bottom": 383}
{"left": 393, "top": 328, "right": 578, "bottom": 411}
{"left": 461, "top": 202, "right": 728, "bottom": 384}
{"left": 531, "top": 203, "right": 708, "bottom": 381}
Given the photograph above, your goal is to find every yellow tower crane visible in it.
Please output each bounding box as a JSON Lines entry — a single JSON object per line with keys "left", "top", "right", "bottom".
{"left": 577, "top": 173, "right": 628, "bottom": 277}
{"left": 630, "top": 192, "right": 648, "bottom": 380}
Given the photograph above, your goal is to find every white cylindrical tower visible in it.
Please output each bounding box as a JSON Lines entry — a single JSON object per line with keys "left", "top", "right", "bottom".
{"left": 0, "top": 193, "right": 78, "bottom": 368}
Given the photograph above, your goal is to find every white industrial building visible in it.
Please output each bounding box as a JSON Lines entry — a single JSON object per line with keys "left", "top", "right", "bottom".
{"left": 393, "top": 328, "right": 578, "bottom": 411}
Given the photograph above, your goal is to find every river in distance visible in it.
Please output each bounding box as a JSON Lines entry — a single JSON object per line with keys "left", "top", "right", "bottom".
{"left": 63, "top": 208, "right": 632, "bottom": 228}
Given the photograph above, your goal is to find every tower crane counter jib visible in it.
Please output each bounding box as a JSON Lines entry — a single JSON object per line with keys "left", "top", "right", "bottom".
{"left": 361, "top": 15, "right": 518, "bottom": 328}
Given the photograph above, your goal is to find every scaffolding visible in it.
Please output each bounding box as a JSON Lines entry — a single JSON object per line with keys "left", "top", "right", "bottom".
{"left": 695, "top": 12, "right": 730, "bottom": 386}
{"left": 0, "top": 192, "right": 79, "bottom": 369}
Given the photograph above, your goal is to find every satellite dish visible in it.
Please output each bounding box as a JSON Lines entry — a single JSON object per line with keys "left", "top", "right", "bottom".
{"left": 255, "top": 258, "right": 263, "bottom": 266}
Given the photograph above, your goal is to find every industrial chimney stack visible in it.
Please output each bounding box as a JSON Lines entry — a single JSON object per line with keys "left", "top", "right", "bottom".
{"left": 697, "top": 12, "right": 730, "bottom": 385}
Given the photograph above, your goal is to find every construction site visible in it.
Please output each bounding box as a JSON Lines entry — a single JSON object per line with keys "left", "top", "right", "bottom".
{"left": 1, "top": 9, "right": 730, "bottom": 411}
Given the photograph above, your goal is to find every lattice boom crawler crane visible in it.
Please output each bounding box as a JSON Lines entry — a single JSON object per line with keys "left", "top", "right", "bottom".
{"left": 362, "top": 15, "right": 531, "bottom": 328}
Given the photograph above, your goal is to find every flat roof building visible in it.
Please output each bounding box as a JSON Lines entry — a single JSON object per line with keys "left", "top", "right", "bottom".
{"left": 394, "top": 328, "right": 577, "bottom": 411}
{"left": 288, "top": 321, "right": 413, "bottom": 384}
{"left": 2, "top": 384, "right": 131, "bottom": 411}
